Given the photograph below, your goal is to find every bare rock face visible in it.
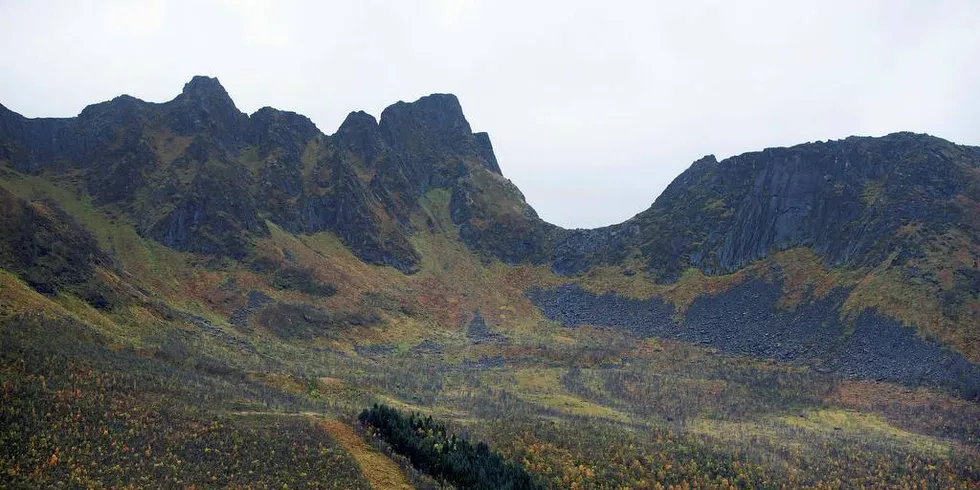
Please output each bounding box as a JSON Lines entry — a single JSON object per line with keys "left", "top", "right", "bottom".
{"left": 627, "top": 134, "right": 980, "bottom": 281}
{"left": 147, "top": 161, "right": 266, "bottom": 258}
{"left": 0, "top": 79, "right": 515, "bottom": 273}
{"left": 474, "top": 132, "right": 501, "bottom": 175}
{"left": 169, "top": 75, "right": 249, "bottom": 153}
{"left": 379, "top": 93, "right": 483, "bottom": 191}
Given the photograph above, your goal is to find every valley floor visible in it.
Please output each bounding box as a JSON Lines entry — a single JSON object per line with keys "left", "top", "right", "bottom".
{"left": 2, "top": 300, "right": 977, "bottom": 489}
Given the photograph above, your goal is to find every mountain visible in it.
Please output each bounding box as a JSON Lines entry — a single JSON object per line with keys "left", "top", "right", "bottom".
{"left": 1, "top": 77, "right": 978, "bottom": 488}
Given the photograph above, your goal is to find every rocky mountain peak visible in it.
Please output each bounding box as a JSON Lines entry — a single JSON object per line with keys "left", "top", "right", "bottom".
{"left": 337, "top": 111, "right": 381, "bottom": 142}
{"left": 474, "top": 132, "right": 502, "bottom": 175}
{"left": 691, "top": 154, "right": 718, "bottom": 168}
{"left": 340, "top": 110, "right": 379, "bottom": 130}
{"left": 179, "top": 76, "right": 235, "bottom": 105}
{"left": 248, "top": 106, "right": 320, "bottom": 149}
{"left": 170, "top": 75, "right": 247, "bottom": 152}
{"left": 380, "top": 93, "right": 470, "bottom": 131}
{"left": 336, "top": 111, "right": 383, "bottom": 162}
{"left": 174, "top": 76, "right": 241, "bottom": 122}
{"left": 372, "top": 93, "right": 503, "bottom": 202}
{"left": 378, "top": 93, "right": 474, "bottom": 156}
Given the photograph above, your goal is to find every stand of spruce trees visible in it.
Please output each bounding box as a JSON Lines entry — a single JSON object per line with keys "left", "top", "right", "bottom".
{"left": 359, "top": 404, "right": 544, "bottom": 490}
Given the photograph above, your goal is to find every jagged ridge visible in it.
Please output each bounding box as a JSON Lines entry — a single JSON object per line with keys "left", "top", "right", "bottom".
{"left": 0, "top": 77, "right": 509, "bottom": 272}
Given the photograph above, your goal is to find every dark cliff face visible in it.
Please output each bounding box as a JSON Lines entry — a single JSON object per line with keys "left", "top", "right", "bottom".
{"left": 627, "top": 134, "right": 980, "bottom": 282}
{"left": 436, "top": 131, "right": 980, "bottom": 284}
{"left": 449, "top": 165, "right": 558, "bottom": 265}
{"left": 518, "top": 134, "right": 980, "bottom": 284}
{"left": 170, "top": 76, "right": 250, "bottom": 153}
{"left": 0, "top": 104, "right": 78, "bottom": 174}
{"left": 0, "top": 78, "right": 516, "bottom": 272}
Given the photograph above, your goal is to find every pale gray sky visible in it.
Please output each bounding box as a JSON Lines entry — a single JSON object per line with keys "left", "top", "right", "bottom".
{"left": 1, "top": 1, "right": 978, "bottom": 228}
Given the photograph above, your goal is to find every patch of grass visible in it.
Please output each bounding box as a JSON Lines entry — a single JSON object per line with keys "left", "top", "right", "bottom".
{"left": 506, "top": 368, "right": 633, "bottom": 423}
{"left": 842, "top": 250, "right": 978, "bottom": 361}
{"left": 574, "top": 261, "right": 750, "bottom": 316}
{"left": 0, "top": 269, "right": 66, "bottom": 318}
{"left": 702, "top": 197, "right": 733, "bottom": 217}
{"left": 319, "top": 417, "right": 415, "bottom": 490}
{"left": 0, "top": 270, "right": 131, "bottom": 342}
{"left": 0, "top": 169, "right": 197, "bottom": 302}
{"left": 779, "top": 409, "right": 950, "bottom": 456}
{"left": 768, "top": 248, "right": 851, "bottom": 311}
{"left": 827, "top": 379, "right": 980, "bottom": 446}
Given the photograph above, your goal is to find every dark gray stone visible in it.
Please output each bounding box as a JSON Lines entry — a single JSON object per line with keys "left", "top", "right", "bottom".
{"left": 528, "top": 280, "right": 980, "bottom": 398}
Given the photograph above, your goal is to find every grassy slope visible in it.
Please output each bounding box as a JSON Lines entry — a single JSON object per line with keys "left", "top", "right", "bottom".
{"left": 1, "top": 166, "right": 978, "bottom": 488}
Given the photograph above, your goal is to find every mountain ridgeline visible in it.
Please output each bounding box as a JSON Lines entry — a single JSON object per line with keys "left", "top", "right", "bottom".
{"left": 4, "top": 78, "right": 978, "bottom": 276}
{"left": 0, "top": 76, "right": 978, "bottom": 393}
{"left": 0, "top": 76, "right": 508, "bottom": 272}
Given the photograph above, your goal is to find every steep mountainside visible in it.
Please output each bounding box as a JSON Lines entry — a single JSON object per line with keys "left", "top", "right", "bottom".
{"left": 0, "top": 77, "right": 514, "bottom": 272}
{"left": 1, "top": 77, "right": 978, "bottom": 488}
{"left": 535, "top": 134, "right": 980, "bottom": 373}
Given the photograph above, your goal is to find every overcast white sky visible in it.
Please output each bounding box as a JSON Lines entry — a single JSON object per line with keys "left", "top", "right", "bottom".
{"left": 1, "top": 1, "right": 978, "bottom": 228}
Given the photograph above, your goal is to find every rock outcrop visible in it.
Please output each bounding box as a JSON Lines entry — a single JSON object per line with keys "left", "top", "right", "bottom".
{"left": 624, "top": 134, "right": 980, "bottom": 281}
{"left": 0, "top": 78, "right": 519, "bottom": 273}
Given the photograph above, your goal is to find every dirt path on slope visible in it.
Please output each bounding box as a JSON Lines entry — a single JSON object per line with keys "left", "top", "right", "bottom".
{"left": 317, "top": 418, "right": 415, "bottom": 490}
